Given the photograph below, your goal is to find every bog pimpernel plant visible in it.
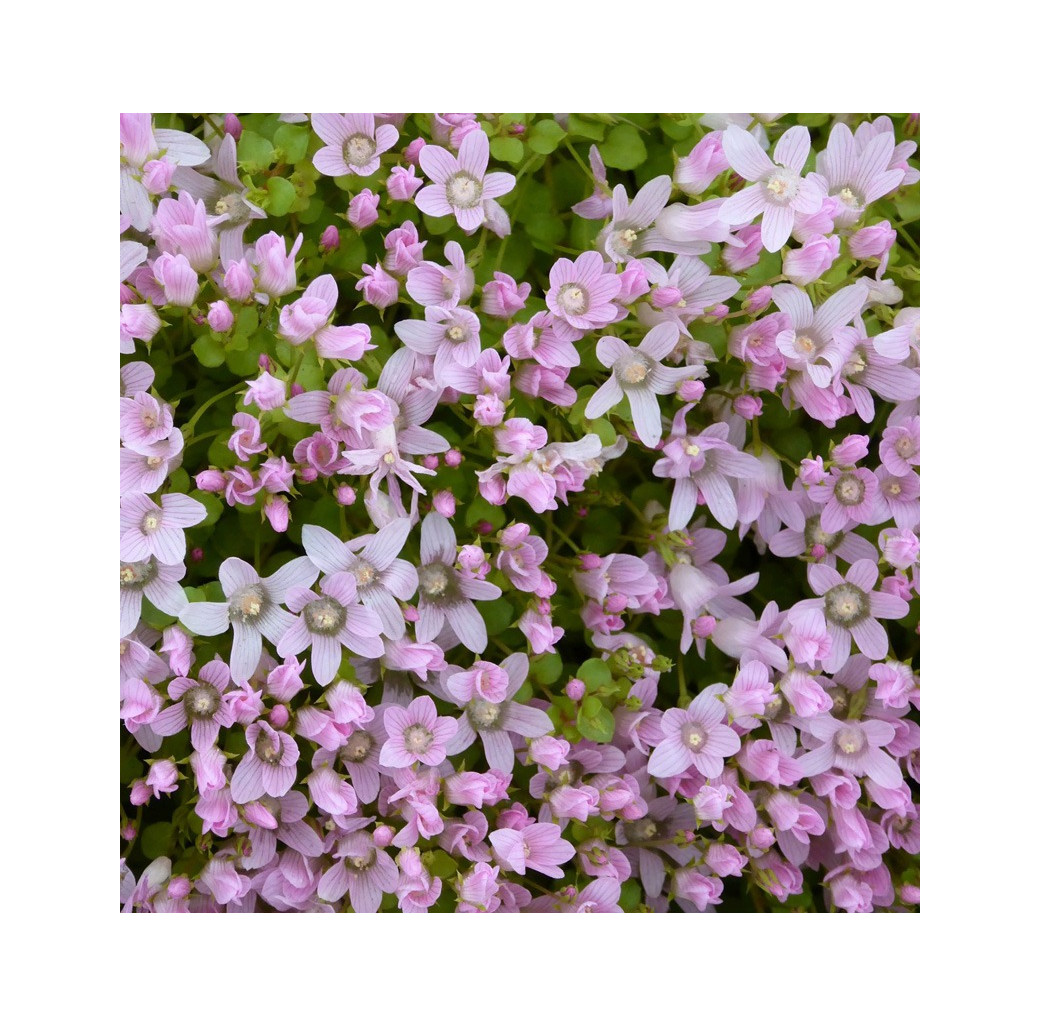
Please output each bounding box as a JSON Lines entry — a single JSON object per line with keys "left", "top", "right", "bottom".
{"left": 119, "top": 112, "right": 920, "bottom": 913}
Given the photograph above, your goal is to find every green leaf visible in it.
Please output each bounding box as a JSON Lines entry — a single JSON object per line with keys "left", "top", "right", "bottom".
{"left": 577, "top": 658, "right": 612, "bottom": 690}
{"left": 463, "top": 495, "right": 506, "bottom": 531}
{"left": 266, "top": 176, "right": 296, "bottom": 217}
{"left": 490, "top": 136, "right": 525, "bottom": 164}
{"left": 237, "top": 129, "right": 275, "bottom": 171}
{"left": 530, "top": 652, "right": 563, "bottom": 685}
{"left": 423, "top": 850, "right": 458, "bottom": 878}
{"left": 191, "top": 334, "right": 225, "bottom": 368}
{"left": 568, "top": 114, "right": 605, "bottom": 142}
{"left": 481, "top": 597, "right": 515, "bottom": 637}
{"left": 273, "top": 123, "right": 310, "bottom": 164}
{"left": 141, "top": 822, "right": 175, "bottom": 860}
{"left": 528, "top": 119, "right": 566, "bottom": 155}
{"left": 599, "top": 124, "right": 648, "bottom": 170}
{"left": 577, "top": 695, "right": 615, "bottom": 743}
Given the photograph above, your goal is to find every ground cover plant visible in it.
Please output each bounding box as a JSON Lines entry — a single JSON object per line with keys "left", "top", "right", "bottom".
{"left": 119, "top": 112, "right": 920, "bottom": 913}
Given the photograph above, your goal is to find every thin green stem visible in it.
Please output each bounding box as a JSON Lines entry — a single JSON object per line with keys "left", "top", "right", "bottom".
{"left": 286, "top": 347, "right": 306, "bottom": 388}
{"left": 677, "top": 657, "right": 688, "bottom": 707}
{"left": 182, "top": 383, "right": 242, "bottom": 438}
{"left": 562, "top": 138, "right": 595, "bottom": 183}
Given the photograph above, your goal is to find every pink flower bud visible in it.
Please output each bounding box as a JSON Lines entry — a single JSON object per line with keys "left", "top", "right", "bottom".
{"left": 881, "top": 574, "right": 913, "bottom": 602}
{"left": 258, "top": 354, "right": 272, "bottom": 373}
{"left": 733, "top": 395, "right": 763, "bottom": 420}
{"left": 348, "top": 189, "right": 380, "bottom": 230}
{"left": 356, "top": 262, "right": 398, "bottom": 309}
{"left": 481, "top": 272, "right": 531, "bottom": 318}
{"left": 223, "top": 113, "right": 242, "bottom": 140}
{"left": 475, "top": 520, "right": 495, "bottom": 536}
{"left": 675, "top": 133, "right": 730, "bottom": 195}
{"left": 724, "top": 225, "right": 764, "bottom": 272}
{"left": 605, "top": 593, "right": 628, "bottom": 614}
{"left": 168, "top": 876, "right": 192, "bottom": 899}
{"left": 615, "top": 262, "right": 650, "bottom": 304}
{"left": 900, "top": 884, "right": 921, "bottom": 904}
{"left": 190, "top": 547, "right": 204, "bottom": 563}
{"left": 474, "top": 394, "right": 506, "bottom": 427}
{"left": 880, "top": 528, "right": 920, "bottom": 571}
{"left": 373, "top": 825, "right": 395, "bottom": 847}
{"left": 387, "top": 164, "right": 423, "bottom": 201}
{"left": 832, "top": 434, "right": 871, "bottom": 466}
{"left": 744, "top": 285, "right": 773, "bottom": 313}
{"left": 799, "top": 456, "right": 826, "bottom": 485}
{"left": 433, "top": 491, "right": 456, "bottom": 517}
{"left": 850, "top": 221, "right": 897, "bottom": 262}
{"left": 458, "top": 545, "right": 487, "bottom": 574}
{"left": 783, "top": 233, "right": 840, "bottom": 287}
{"left": 222, "top": 259, "right": 254, "bottom": 302}
{"left": 579, "top": 553, "right": 602, "bottom": 570}
{"left": 403, "top": 138, "right": 426, "bottom": 164}
{"left": 195, "top": 469, "right": 226, "bottom": 492}
{"left": 335, "top": 484, "right": 357, "bottom": 506}
{"left": 693, "top": 615, "right": 716, "bottom": 638}
{"left": 244, "top": 371, "right": 287, "bottom": 411}
{"left": 319, "top": 225, "right": 340, "bottom": 253}
{"left": 444, "top": 448, "right": 463, "bottom": 468}
{"left": 121, "top": 823, "right": 138, "bottom": 841}
{"left": 290, "top": 383, "right": 305, "bottom": 398}
{"left": 749, "top": 825, "right": 775, "bottom": 850}
{"left": 565, "top": 678, "right": 586, "bottom": 701}
{"left": 707, "top": 303, "right": 730, "bottom": 319}
{"left": 265, "top": 495, "right": 290, "bottom": 533}
{"left": 269, "top": 704, "right": 289, "bottom": 729}
{"left": 403, "top": 604, "right": 419, "bottom": 623}
{"left": 678, "top": 379, "right": 706, "bottom": 402}
{"left": 651, "top": 285, "right": 684, "bottom": 309}
{"left": 421, "top": 455, "right": 440, "bottom": 471}
{"left": 141, "top": 157, "right": 175, "bottom": 194}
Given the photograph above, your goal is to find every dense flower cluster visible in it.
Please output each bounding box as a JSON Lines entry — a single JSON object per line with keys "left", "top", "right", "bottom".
{"left": 120, "top": 112, "right": 920, "bottom": 913}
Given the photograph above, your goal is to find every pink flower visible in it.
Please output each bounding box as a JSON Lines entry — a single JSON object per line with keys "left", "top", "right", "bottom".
{"left": 381, "top": 696, "right": 458, "bottom": 769}
{"left": 279, "top": 274, "right": 374, "bottom": 360}
{"left": 545, "top": 251, "right": 621, "bottom": 337}
{"left": 278, "top": 573, "right": 386, "bottom": 686}
{"left": 585, "top": 322, "right": 690, "bottom": 447}
{"left": 387, "top": 164, "right": 422, "bottom": 200}
{"left": 490, "top": 822, "right": 575, "bottom": 879}
{"left": 120, "top": 493, "right": 206, "bottom": 565}
{"left": 797, "top": 715, "right": 903, "bottom": 789}
{"left": 244, "top": 371, "right": 287, "bottom": 411}
{"left": 648, "top": 683, "right": 741, "bottom": 779}
{"left": 356, "top": 262, "right": 399, "bottom": 309}
{"left": 312, "top": 113, "right": 399, "bottom": 177}
{"left": 415, "top": 130, "right": 516, "bottom": 233}
{"left": 230, "top": 721, "right": 301, "bottom": 802}
{"left": 720, "top": 125, "right": 824, "bottom": 251}
{"left": 783, "top": 233, "right": 840, "bottom": 286}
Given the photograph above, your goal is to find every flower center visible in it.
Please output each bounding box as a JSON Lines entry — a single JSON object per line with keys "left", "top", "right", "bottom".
{"left": 120, "top": 558, "right": 157, "bottom": 590}
{"left": 141, "top": 511, "right": 162, "bottom": 533}
{"left": 185, "top": 683, "right": 221, "bottom": 720}
{"left": 895, "top": 436, "right": 915, "bottom": 458}
{"left": 467, "top": 698, "right": 503, "bottom": 730}
{"left": 142, "top": 410, "right": 158, "bottom": 429}
{"left": 843, "top": 350, "right": 867, "bottom": 378}
{"left": 766, "top": 169, "right": 798, "bottom": 203}
{"left": 619, "top": 357, "right": 649, "bottom": 385}
{"left": 805, "top": 516, "right": 842, "bottom": 552}
{"left": 834, "top": 725, "right": 866, "bottom": 755}
{"left": 145, "top": 455, "right": 163, "bottom": 469}
{"left": 418, "top": 562, "right": 456, "bottom": 602}
{"left": 683, "top": 441, "right": 701, "bottom": 457}
{"left": 228, "top": 583, "right": 267, "bottom": 623}
{"left": 837, "top": 186, "right": 862, "bottom": 208}
{"left": 214, "top": 192, "right": 251, "bottom": 225}
{"left": 304, "top": 597, "right": 347, "bottom": 635}
{"left": 627, "top": 818, "right": 659, "bottom": 842}
{"left": 883, "top": 480, "right": 902, "bottom": 498}
{"left": 610, "top": 227, "right": 639, "bottom": 254}
{"left": 445, "top": 172, "right": 483, "bottom": 209}
{"left": 834, "top": 473, "right": 865, "bottom": 506}
{"left": 682, "top": 722, "right": 708, "bottom": 752}
{"left": 446, "top": 324, "right": 467, "bottom": 342}
{"left": 559, "top": 284, "right": 589, "bottom": 316}
{"left": 344, "top": 133, "right": 376, "bottom": 167}
{"left": 403, "top": 723, "right": 434, "bottom": 755}
{"left": 348, "top": 851, "right": 375, "bottom": 870}
{"left": 355, "top": 561, "right": 376, "bottom": 587}
{"left": 341, "top": 729, "right": 373, "bottom": 763}
{"left": 823, "top": 583, "right": 869, "bottom": 627}
{"left": 255, "top": 731, "right": 282, "bottom": 765}
{"left": 795, "top": 335, "right": 817, "bottom": 356}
